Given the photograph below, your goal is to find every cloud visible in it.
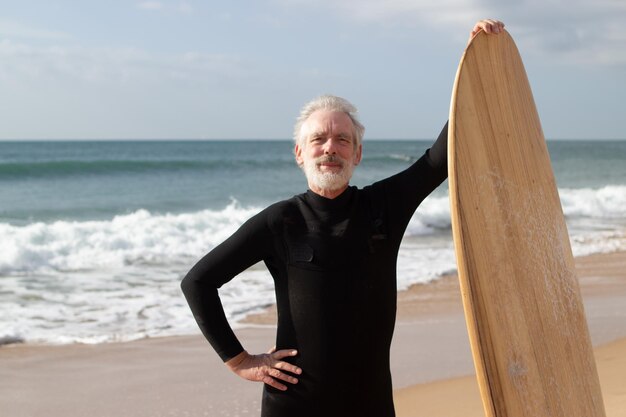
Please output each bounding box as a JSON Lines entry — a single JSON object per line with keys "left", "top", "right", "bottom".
{"left": 137, "top": 1, "right": 163, "bottom": 10}
{"left": 273, "top": 0, "right": 486, "bottom": 27}
{"left": 274, "top": 0, "right": 626, "bottom": 66}
{"left": 0, "top": 18, "right": 71, "bottom": 41}
{"left": 136, "top": 1, "right": 193, "bottom": 14}
{"left": 0, "top": 39, "right": 250, "bottom": 84}
{"left": 178, "top": 1, "right": 193, "bottom": 14}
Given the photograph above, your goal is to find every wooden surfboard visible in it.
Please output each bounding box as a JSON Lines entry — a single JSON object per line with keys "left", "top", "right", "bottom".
{"left": 448, "top": 30, "right": 606, "bottom": 417}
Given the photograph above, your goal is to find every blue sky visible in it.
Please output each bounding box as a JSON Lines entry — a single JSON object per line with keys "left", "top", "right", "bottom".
{"left": 0, "top": 1, "right": 624, "bottom": 140}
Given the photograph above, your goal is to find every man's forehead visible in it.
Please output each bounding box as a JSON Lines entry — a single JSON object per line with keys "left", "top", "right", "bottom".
{"left": 302, "top": 110, "right": 354, "bottom": 136}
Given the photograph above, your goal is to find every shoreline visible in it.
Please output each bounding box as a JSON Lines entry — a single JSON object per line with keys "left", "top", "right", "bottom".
{"left": 1, "top": 250, "right": 625, "bottom": 417}
{"left": 241, "top": 250, "right": 626, "bottom": 334}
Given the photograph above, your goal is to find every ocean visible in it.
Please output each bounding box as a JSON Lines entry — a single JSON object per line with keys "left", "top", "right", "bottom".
{"left": 1, "top": 139, "right": 625, "bottom": 345}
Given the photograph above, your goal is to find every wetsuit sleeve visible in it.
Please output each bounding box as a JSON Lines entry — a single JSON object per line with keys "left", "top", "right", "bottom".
{"left": 425, "top": 120, "right": 448, "bottom": 170}
{"left": 370, "top": 121, "right": 448, "bottom": 235}
{"left": 180, "top": 211, "right": 272, "bottom": 362}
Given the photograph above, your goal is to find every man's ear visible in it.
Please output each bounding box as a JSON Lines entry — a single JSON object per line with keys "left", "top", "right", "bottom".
{"left": 354, "top": 143, "right": 362, "bottom": 166}
{"left": 294, "top": 143, "right": 304, "bottom": 167}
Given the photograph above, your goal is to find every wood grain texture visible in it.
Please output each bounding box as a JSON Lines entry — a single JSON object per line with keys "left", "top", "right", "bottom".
{"left": 448, "top": 30, "right": 606, "bottom": 417}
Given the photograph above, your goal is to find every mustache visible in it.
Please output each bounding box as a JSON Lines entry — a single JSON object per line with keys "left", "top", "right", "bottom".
{"left": 315, "top": 155, "right": 346, "bottom": 166}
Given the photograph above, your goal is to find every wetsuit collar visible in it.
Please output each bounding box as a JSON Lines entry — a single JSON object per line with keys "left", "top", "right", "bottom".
{"left": 305, "top": 186, "right": 355, "bottom": 213}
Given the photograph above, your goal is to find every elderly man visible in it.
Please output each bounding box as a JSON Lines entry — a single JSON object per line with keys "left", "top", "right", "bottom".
{"left": 181, "top": 19, "right": 505, "bottom": 417}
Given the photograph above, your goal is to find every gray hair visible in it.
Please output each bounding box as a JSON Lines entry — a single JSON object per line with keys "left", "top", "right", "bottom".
{"left": 293, "top": 95, "right": 365, "bottom": 149}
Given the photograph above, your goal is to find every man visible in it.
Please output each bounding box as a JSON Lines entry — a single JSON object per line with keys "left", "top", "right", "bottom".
{"left": 181, "top": 19, "right": 505, "bottom": 417}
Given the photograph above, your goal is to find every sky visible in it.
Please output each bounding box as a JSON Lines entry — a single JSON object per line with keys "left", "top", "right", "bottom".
{"left": 0, "top": 0, "right": 624, "bottom": 140}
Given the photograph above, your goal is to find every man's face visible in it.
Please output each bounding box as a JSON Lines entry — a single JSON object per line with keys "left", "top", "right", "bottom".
{"left": 295, "top": 110, "right": 362, "bottom": 193}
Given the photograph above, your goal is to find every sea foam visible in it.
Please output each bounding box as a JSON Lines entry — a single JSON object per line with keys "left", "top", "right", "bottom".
{"left": 1, "top": 187, "right": 624, "bottom": 345}
{"left": 0, "top": 200, "right": 260, "bottom": 275}
{"left": 1, "top": 186, "right": 624, "bottom": 276}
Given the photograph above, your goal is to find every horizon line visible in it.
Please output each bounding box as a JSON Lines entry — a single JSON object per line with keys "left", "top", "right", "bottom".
{"left": 1, "top": 137, "right": 625, "bottom": 142}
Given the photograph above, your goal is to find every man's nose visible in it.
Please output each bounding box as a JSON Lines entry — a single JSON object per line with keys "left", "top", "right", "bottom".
{"left": 322, "top": 138, "right": 338, "bottom": 154}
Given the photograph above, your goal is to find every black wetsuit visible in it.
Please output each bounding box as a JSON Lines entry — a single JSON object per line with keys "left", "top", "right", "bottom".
{"left": 181, "top": 122, "right": 448, "bottom": 417}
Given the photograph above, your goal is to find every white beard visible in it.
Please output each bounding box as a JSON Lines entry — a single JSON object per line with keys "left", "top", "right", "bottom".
{"left": 302, "top": 154, "right": 355, "bottom": 192}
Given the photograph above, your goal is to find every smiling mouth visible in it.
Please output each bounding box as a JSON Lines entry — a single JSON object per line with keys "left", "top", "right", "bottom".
{"left": 318, "top": 163, "right": 343, "bottom": 170}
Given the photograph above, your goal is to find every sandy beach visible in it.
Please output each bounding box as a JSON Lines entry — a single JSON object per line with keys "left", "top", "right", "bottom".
{"left": 1, "top": 251, "right": 625, "bottom": 417}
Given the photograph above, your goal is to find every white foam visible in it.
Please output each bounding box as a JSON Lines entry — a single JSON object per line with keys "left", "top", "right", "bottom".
{"left": 2, "top": 187, "right": 624, "bottom": 277}
{"left": 1, "top": 186, "right": 624, "bottom": 345}
{"left": 0, "top": 200, "right": 261, "bottom": 275}
{"left": 571, "top": 230, "right": 626, "bottom": 257}
{"left": 406, "top": 195, "right": 452, "bottom": 236}
{"left": 396, "top": 239, "right": 457, "bottom": 290}
{"left": 560, "top": 185, "right": 626, "bottom": 219}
